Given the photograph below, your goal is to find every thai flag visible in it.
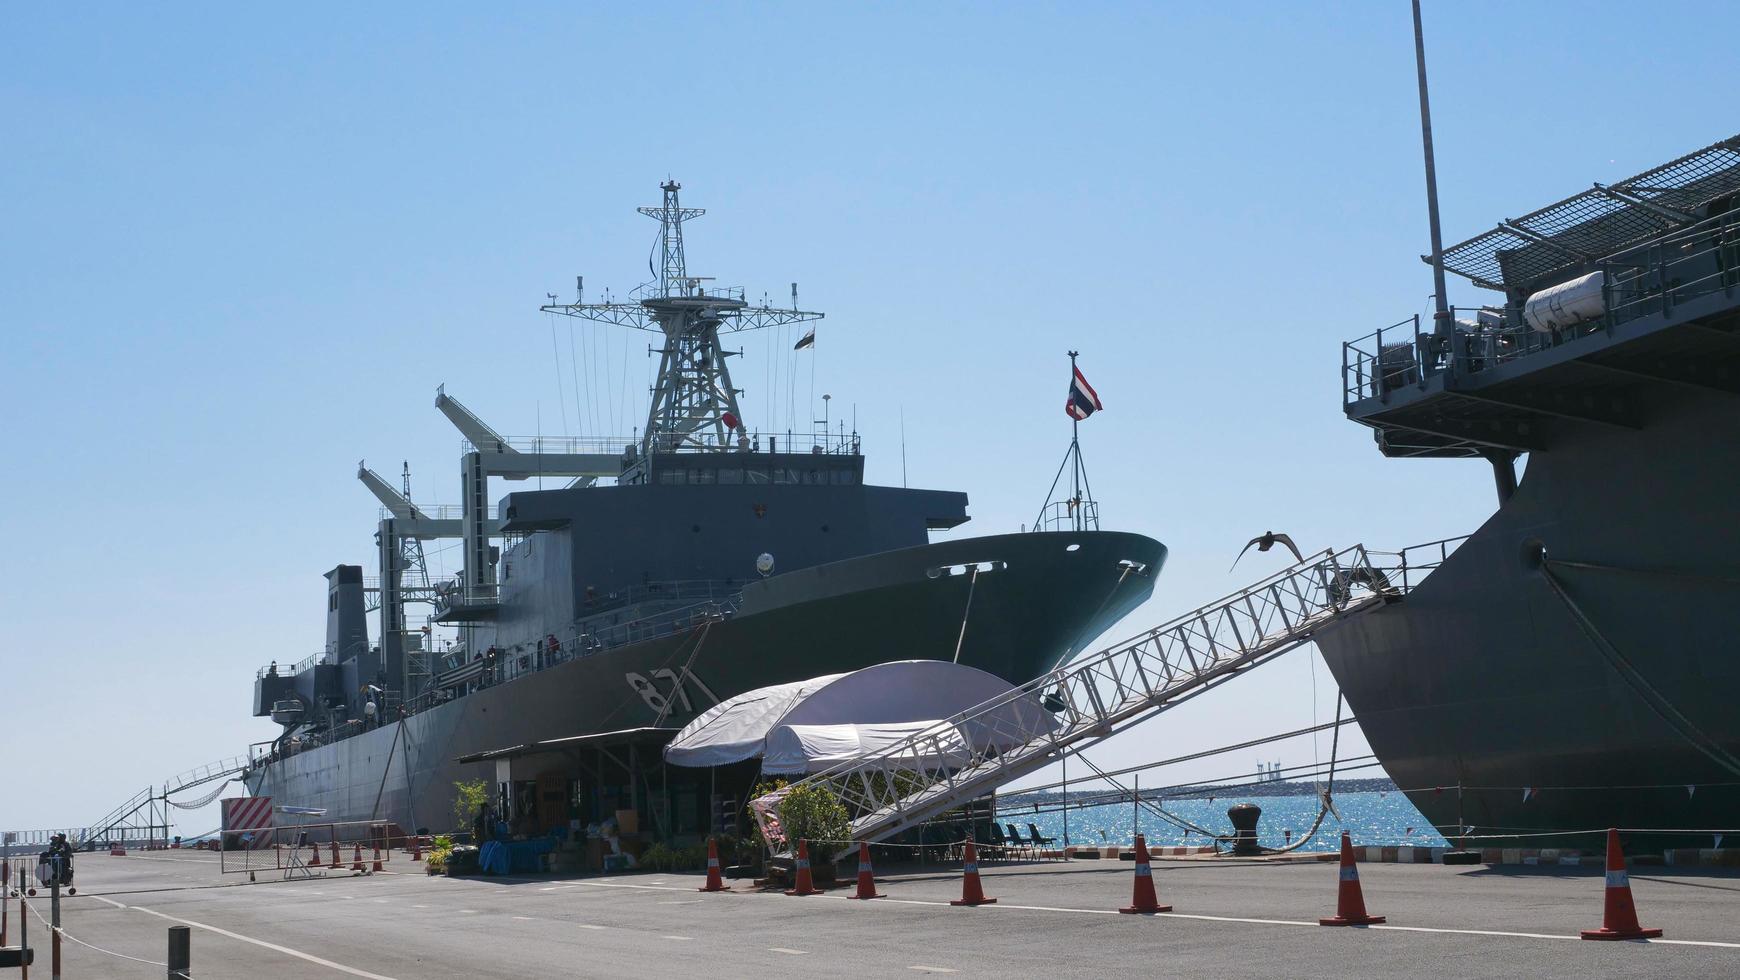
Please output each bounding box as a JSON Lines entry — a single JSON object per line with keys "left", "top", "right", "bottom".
{"left": 1066, "top": 366, "right": 1102, "bottom": 421}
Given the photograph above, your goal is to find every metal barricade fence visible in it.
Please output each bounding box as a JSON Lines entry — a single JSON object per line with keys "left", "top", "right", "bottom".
{"left": 218, "top": 820, "right": 400, "bottom": 878}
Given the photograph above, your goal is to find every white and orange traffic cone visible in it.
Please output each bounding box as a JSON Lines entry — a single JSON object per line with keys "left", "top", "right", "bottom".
{"left": 330, "top": 841, "right": 342, "bottom": 869}
{"left": 847, "top": 842, "right": 882, "bottom": 900}
{"left": 371, "top": 844, "right": 384, "bottom": 873}
{"left": 1319, "top": 831, "right": 1385, "bottom": 926}
{"left": 307, "top": 842, "right": 322, "bottom": 867}
{"left": 785, "top": 840, "right": 823, "bottom": 896}
{"left": 698, "top": 839, "right": 727, "bottom": 893}
{"left": 350, "top": 844, "right": 365, "bottom": 872}
{"left": 950, "top": 840, "right": 997, "bottom": 906}
{"left": 1581, "top": 828, "right": 1662, "bottom": 940}
{"left": 1119, "top": 834, "right": 1171, "bottom": 914}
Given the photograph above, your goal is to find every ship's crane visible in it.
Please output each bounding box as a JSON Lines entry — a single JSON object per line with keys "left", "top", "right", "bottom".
{"left": 357, "top": 461, "right": 429, "bottom": 521}
{"left": 435, "top": 384, "right": 518, "bottom": 456}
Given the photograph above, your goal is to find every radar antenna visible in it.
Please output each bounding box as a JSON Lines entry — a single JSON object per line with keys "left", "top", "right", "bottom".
{"left": 541, "top": 180, "right": 823, "bottom": 457}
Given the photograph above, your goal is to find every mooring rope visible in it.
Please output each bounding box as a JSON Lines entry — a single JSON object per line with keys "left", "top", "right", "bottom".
{"left": 1541, "top": 563, "right": 1740, "bottom": 778}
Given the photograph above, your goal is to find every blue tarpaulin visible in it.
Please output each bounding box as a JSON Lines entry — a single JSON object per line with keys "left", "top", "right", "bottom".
{"left": 478, "top": 837, "right": 557, "bottom": 875}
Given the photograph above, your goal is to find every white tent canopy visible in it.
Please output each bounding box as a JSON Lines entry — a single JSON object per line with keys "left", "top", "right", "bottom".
{"left": 762, "top": 721, "right": 971, "bottom": 775}
{"left": 663, "top": 660, "right": 1054, "bottom": 771}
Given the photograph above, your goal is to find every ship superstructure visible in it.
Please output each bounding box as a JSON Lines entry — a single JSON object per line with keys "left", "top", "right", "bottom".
{"left": 244, "top": 183, "right": 1165, "bottom": 838}
{"left": 1321, "top": 135, "right": 1740, "bottom": 848}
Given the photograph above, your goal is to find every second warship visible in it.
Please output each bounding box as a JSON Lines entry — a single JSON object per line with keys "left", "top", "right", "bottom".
{"left": 243, "top": 182, "right": 1164, "bottom": 836}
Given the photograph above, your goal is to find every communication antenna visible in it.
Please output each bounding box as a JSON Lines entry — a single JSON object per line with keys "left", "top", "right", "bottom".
{"left": 542, "top": 181, "right": 823, "bottom": 458}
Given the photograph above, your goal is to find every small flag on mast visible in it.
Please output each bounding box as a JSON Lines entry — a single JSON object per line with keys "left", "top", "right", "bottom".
{"left": 1066, "top": 365, "right": 1102, "bottom": 421}
{"left": 794, "top": 328, "right": 816, "bottom": 350}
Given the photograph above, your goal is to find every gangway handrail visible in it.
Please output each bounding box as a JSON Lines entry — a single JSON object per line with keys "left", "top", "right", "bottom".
{"left": 760, "top": 545, "right": 1404, "bottom": 858}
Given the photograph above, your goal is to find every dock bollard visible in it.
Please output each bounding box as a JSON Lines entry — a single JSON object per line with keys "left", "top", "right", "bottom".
{"left": 1581, "top": 828, "right": 1662, "bottom": 940}
{"left": 168, "top": 924, "right": 190, "bottom": 978}
{"left": 949, "top": 840, "right": 997, "bottom": 907}
{"left": 1319, "top": 831, "right": 1385, "bottom": 926}
{"left": 1119, "top": 834, "right": 1171, "bottom": 914}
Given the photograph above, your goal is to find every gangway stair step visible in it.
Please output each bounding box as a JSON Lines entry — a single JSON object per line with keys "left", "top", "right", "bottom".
{"left": 765, "top": 546, "right": 1401, "bottom": 859}
{"left": 82, "top": 754, "right": 253, "bottom": 846}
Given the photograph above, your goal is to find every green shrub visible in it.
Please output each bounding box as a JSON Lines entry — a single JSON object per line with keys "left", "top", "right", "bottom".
{"left": 776, "top": 782, "right": 850, "bottom": 853}
{"left": 452, "top": 779, "right": 489, "bottom": 834}
{"left": 640, "top": 842, "right": 677, "bottom": 872}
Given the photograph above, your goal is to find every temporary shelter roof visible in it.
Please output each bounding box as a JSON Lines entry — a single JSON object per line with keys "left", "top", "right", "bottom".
{"left": 762, "top": 721, "right": 971, "bottom": 775}
{"left": 663, "top": 660, "right": 1051, "bottom": 769}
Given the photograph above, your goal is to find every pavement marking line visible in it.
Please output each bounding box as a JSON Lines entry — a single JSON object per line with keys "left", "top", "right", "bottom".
{"left": 578, "top": 924, "right": 607, "bottom": 930}
{"left": 768, "top": 947, "right": 808, "bottom": 955}
{"left": 909, "top": 968, "right": 958, "bottom": 974}
{"left": 512, "top": 915, "right": 536, "bottom": 921}
{"left": 663, "top": 935, "right": 693, "bottom": 941}
{"left": 412, "top": 905, "right": 430, "bottom": 909}
{"left": 127, "top": 905, "right": 402, "bottom": 980}
{"left": 658, "top": 900, "right": 703, "bottom": 905}
{"left": 557, "top": 877, "right": 1740, "bottom": 950}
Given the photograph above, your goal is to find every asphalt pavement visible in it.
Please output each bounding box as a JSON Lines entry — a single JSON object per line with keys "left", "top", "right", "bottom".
{"left": 8, "top": 848, "right": 1740, "bottom": 978}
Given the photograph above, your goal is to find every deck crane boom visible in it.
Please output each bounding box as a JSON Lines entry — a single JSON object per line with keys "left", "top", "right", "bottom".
{"left": 435, "top": 384, "right": 518, "bottom": 456}
{"left": 357, "top": 462, "right": 427, "bottom": 521}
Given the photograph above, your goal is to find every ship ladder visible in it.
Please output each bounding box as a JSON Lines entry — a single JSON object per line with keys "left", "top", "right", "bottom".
{"left": 761, "top": 545, "right": 1399, "bottom": 859}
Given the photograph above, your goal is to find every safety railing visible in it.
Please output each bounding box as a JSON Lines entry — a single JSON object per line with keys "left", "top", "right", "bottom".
{"left": 1344, "top": 210, "right": 1740, "bottom": 406}
{"left": 1033, "top": 499, "right": 1099, "bottom": 533}
{"left": 458, "top": 435, "right": 637, "bottom": 456}
{"left": 375, "top": 503, "right": 466, "bottom": 521}
{"left": 164, "top": 756, "right": 250, "bottom": 795}
{"left": 763, "top": 545, "right": 1404, "bottom": 857}
{"left": 1365, "top": 534, "right": 1469, "bottom": 594}
{"left": 256, "top": 651, "right": 324, "bottom": 680}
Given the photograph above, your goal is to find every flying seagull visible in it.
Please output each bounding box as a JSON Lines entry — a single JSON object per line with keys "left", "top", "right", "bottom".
{"left": 1230, "top": 531, "right": 1305, "bottom": 571}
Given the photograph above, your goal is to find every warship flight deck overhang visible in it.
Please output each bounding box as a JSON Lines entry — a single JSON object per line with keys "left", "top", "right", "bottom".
{"left": 1341, "top": 135, "right": 1740, "bottom": 480}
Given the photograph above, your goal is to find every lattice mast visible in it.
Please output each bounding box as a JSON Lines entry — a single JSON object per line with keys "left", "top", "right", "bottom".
{"left": 541, "top": 180, "right": 823, "bottom": 457}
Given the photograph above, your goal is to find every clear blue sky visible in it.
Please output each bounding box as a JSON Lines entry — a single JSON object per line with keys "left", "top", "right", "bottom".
{"left": 4, "top": 1, "right": 1733, "bottom": 833}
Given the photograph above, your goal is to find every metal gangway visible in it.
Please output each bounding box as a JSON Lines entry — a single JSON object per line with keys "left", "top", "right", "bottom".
{"left": 80, "top": 754, "right": 251, "bottom": 848}
{"left": 772, "top": 545, "right": 1406, "bottom": 857}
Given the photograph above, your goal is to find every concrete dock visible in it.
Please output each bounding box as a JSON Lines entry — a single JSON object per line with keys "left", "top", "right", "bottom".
{"left": 11, "top": 849, "right": 1740, "bottom": 978}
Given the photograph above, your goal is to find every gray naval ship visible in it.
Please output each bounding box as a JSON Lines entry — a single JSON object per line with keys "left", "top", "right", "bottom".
{"left": 1322, "top": 135, "right": 1740, "bottom": 850}
{"left": 244, "top": 182, "right": 1164, "bottom": 834}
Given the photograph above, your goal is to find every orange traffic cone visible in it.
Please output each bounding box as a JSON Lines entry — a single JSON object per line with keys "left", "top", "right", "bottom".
{"left": 1319, "top": 831, "right": 1385, "bottom": 926}
{"left": 330, "top": 841, "right": 342, "bottom": 869}
{"left": 784, "top": 840, "right": 823, "bottom": 896}
{"left": 698, "top": 839, "right": 727, "bottom": 893}
{"left": 1581, "top": 828, "right": 1662, "bottom": 940}
{"left": 1119, "top": 834, "right": 1171, "bottom": 914}
{"left": 350, "top": 844, "right": 365, "bottom": 872}
{"left": 847, "top": 842, "right": 882, "bottom": 900}
{"left": 307, "top": 842, "right": 322, "bottom": 867}
{"left": 371, "top": 844, "right": 384, "bottom": 872}
{"left": 950, "top": 840, "right": 997, "bottom": 906}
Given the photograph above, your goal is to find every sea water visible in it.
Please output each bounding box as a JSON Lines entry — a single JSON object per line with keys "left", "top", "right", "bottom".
{"left": 1000, "top": 791, "right": 1450, "bottom": 851}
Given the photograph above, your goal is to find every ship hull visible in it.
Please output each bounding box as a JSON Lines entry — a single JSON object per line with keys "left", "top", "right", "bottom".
{"left": 246, "top": 530, "right": 1163, "bottom": 830}
{"left": 1317, "top": 383, "right": 1740, "bottom": 852}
